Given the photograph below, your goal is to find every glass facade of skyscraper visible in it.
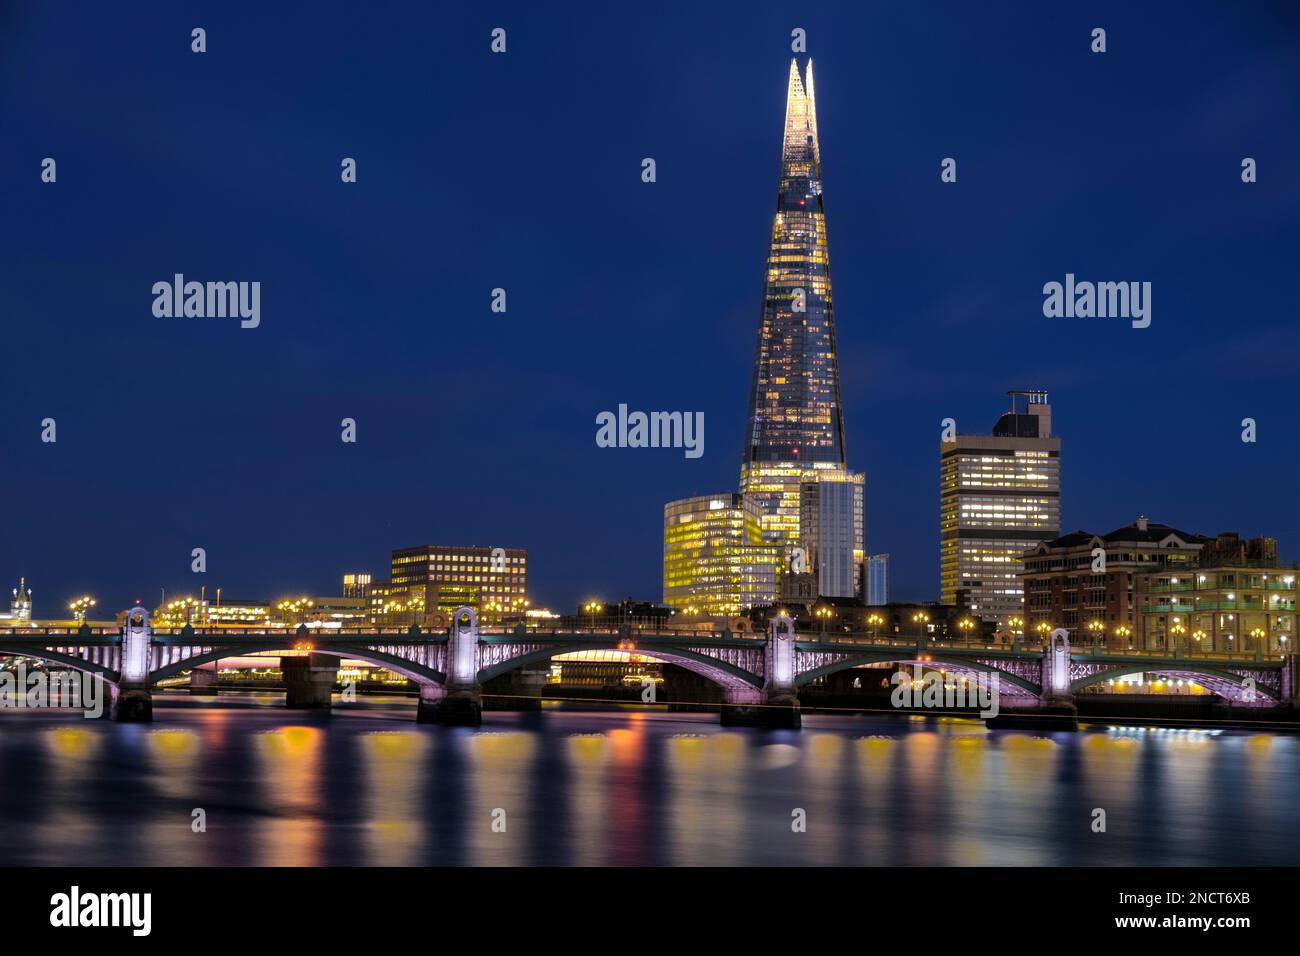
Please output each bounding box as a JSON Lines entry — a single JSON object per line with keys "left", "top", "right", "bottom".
{"left": 800, "top": 471, "right": 865, "bottom": 598}
{"left": 867, "top": 553, "right": 890, "bottom": 606}
{"left": 663, "top": 494, "right": 780, "bottom": 616}
{"left": 738, "top": 58, "right": 856, "bottom": 565}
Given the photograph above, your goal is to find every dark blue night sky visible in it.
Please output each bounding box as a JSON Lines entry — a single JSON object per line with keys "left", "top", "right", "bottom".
{"left": 3, "top": 1, "right": 1299, "bottom": 615}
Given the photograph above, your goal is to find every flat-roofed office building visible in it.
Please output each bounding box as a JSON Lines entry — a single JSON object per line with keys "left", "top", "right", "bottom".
{"left": 799, "top": 471, "right": 865, "bottom": 599}
{"left": 940, "top": 391, "right": 1061, "bottom": 625}
{"left": 663, "top": 494, "right": 781, "bottom": 617}
{"left": 372, "top": 544, "right": 527, "bottom": 626}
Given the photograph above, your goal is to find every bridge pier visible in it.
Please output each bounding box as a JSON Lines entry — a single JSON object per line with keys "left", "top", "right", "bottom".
{"left": 112, "top": 606, "right": 153, "bottom": 722}
{"left": 418, "top": 687, "right": 483, "bottom": 725}
{"left": 110, "top": 686, "right": 153, "bottom": 722}
{"left": 281, "top": 653, "right": 339, "bottom": 709}
{"left": 189, "top": 662, "right": 218, "bottom": 696}
{"left": 1003, "top": 627, "right": 1079, "bottom": 730}
{"left": 415, "top": 683, "right": 446, "bottom": 723}
{"left": 417, "top": 608, "right": 483, "bottom": 726}
{"left": 719, "top": 689, "right": 800, "bottom": 729}
{"left": 721, "top": 613, "right": 801, "bottom": 728}
{"left": 483, "top": 666, "right": 547, "bottom": 712}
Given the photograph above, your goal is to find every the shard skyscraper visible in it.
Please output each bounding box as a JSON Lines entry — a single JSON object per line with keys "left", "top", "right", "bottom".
{"left": 739, "top": 59, "right": 863, "bottom": 598}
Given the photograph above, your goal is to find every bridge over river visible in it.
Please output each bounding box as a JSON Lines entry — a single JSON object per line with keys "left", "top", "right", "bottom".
{"left": 2, "top": 607, "right": 1295, "bottom": 728}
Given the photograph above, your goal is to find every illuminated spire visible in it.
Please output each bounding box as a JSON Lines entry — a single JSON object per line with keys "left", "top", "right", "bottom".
{"left": 742, "top": 57, "right": 844, "bottom": 469}
{"left": 781, "top": 58, "right": 820, "bottom": 170}
{"left": 804, "top": 59, "right": 819, "bottom": 165}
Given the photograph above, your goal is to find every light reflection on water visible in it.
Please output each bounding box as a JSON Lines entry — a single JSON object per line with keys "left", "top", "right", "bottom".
{"left": 0, "top": 693, "right": 1297, "bottom": 866}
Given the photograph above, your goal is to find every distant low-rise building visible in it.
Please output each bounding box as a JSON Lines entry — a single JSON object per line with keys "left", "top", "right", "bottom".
{"left": 372, "top": 544, "right": 528, "bottom": 626}
{"left": 1022, "top": 516, "right": 1209, "bottom": 647}
{"left": 1135, "top": 534, "right": 1295, "bottom": 653}
{"left": 1, "top": 578, "right": 33, "bottom": 623}
{"left": 747, "top": 600, "right": 992, "bottom": 643}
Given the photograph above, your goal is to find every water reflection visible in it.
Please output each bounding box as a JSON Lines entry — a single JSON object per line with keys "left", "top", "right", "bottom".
{"left": 0, "top": 698, "right": 1297, "bottom": 866}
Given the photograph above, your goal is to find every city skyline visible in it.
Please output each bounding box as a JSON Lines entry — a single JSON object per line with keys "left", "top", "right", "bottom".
{"left": 3, "top": 0, "right": 1300, "bottom": 897}
{"left": 4, "top": 3, "right": 1299, "bottom": 615}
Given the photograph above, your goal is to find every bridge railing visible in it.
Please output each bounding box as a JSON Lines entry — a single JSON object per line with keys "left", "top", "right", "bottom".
{"left": 1, "top": 624, "right": 1287, "bottom": 665}
{"left": 0, "top": 626, "right": 121, "bottom": 638}
{"left": 790, "top": 632, "right": 1284, "bottom": 663}
{"left": 1069, "top": 645, "right": 1283, "bottom": 663}
{"left": 797, "top": 632, "right": 1024, "bottom": 651}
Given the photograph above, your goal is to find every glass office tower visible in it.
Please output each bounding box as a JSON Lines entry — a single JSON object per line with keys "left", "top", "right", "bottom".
{"left": 739, "top": 58, "right": 856, "bottom": 563}
{"left": 663, "top": 494, "right": 781, "bottom": 617}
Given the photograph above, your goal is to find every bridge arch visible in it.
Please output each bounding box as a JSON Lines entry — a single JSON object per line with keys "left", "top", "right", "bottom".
{"left": 147, "top": 644, "right": 446, "bottom": 688}
{"left": 793, "top": 652, "right": 1043, "bottom": 698}
{"left": 0, "top": 646, "right": 119, "bottom": 684}
{"left": 1070, "top": 664, "right": 1280, "bottom": 702}
{"left": 476, "top": 642, "right": 764, "bottom": 695}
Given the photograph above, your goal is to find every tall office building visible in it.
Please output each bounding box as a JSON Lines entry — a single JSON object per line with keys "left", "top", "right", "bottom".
{"left": 867, "top": 554, "right": 890, "bottom": 605}
{"left": 940, "top": 391, "right": 1061, "bottom": 624}
{"left": 799, "top": 471, "right": 865, "bottom": 598}
{"left": 663, "top": 494, "right": 781, "bottom": 617}
{"left": 738, "top": 58, "right": 863, "bottom": 578}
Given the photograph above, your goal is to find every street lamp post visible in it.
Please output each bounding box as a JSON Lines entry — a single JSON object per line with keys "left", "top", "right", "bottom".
{"left": 68, "top": 595, "right": 96, "bottom": 624}
{"left": 814, "top": 605, "right": 832, "bottom": 637}
{"left": 1006, "top": 616, "right": 1024, "bottom": 647}
{"left": 956, "top": 617, "right": 974, "bottom": 644}
{"left": 1115, "top": 624, "right": 1132, "bottom": 650}
{"left": 1170, "top": 622, "right": 1187, "bottom": 655}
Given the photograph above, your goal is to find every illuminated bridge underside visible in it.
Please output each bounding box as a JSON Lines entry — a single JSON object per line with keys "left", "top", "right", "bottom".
{"left": 478, "top": 639, "right": 766, "bottom": 700}
{"left": 793, "top": 647, "right": 1043, "bottom": 698}
{"left": 0, "top": 643, "right": 121, "bottom": 682}
{"left": 1070, "top": 660, "right": 1282, "bottom": 704}
{"left": 147, "top": 641, "right": 449, "bottom": 686}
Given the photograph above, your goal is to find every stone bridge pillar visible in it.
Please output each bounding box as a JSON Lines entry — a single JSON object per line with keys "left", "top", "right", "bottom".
{"left": 112, "top": 605, "right": 153, "bottom": 721}
{"left": 1042, "top": 628, "right": 1073, "bottom": 703}
{"left": 281, "top": 653, "right": 339, "bottom": 708}
{"left": 418, "top": 607, "right": 482, "bottom": 726}
{"left": 1036, "top": 627, "right": 1078, "bottom": 727}
{"left": 189, "top": 661, "right": 218, "bottom": 696}
{"left": 721, "top": 613, "right": 800, "bottom": 728}
{"left": 1283, "top": 654, "right": 1300, "bottom": 706}
{"left": 482, "top": 666, "right": 548, "bottom": 712}
{"left": 986, "top": 628, "right": 1079, "bottom": 730}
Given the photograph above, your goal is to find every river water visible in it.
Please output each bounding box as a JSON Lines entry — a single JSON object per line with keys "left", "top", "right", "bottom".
{"left": 1, "top": 692, "right": 1296, "bottom": 866}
